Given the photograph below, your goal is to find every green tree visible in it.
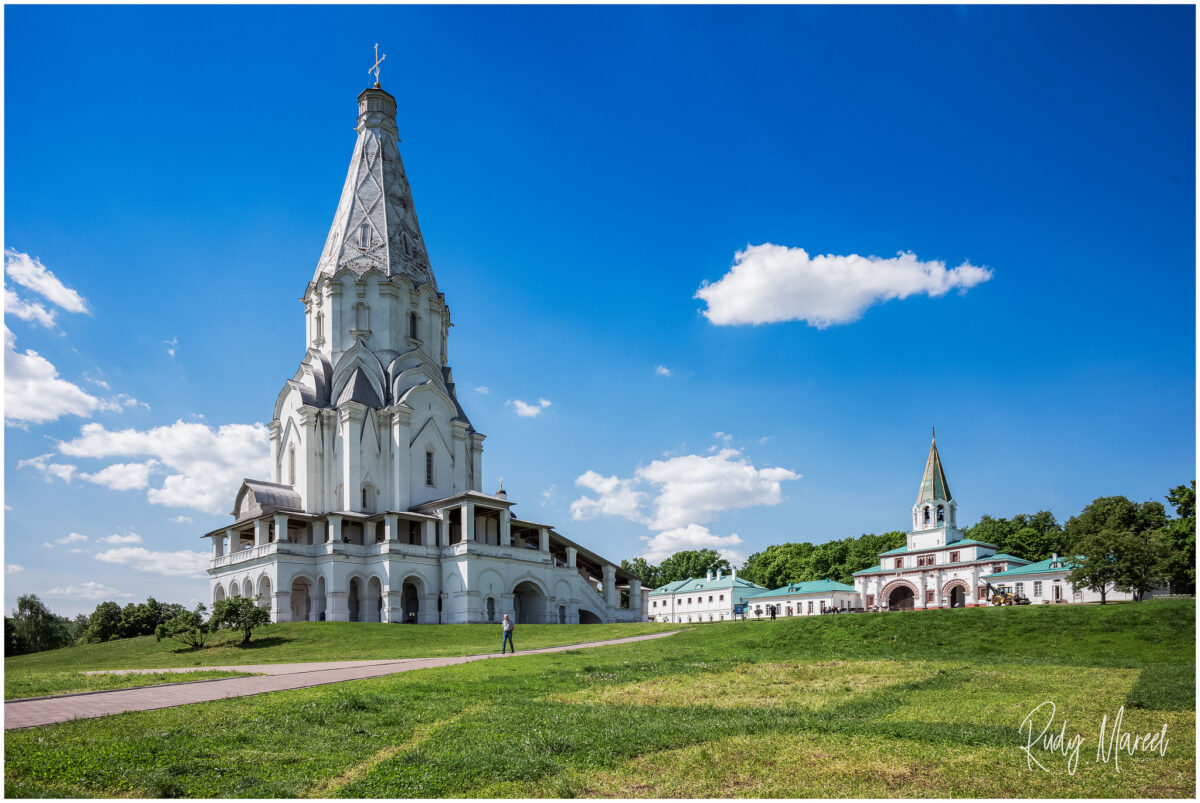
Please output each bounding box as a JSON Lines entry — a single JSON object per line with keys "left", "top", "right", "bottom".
{"left": 118, "top": 598, "right": 163, "bottom": 639}
{"left": 739, "top": 543, "right": 814, "bottom": 588}
{"left": 966, "top": 515, "right": 1016, "bottom": 554}
{"left": 83, "top": 601, "right": 123, "bottom": 643}
{"left": 655, "top": 550, "right": 730, "bottom": 585}
{"left": 1159, "top": 481, "right": 1196, "bottom": 594}
{"left": 6, "top": 595, "right": 72, "bottom": 655}
{"left": 1066, "top": 496, "right": 1170, "bottom": 603}
{"left": 619, "top": 557, "right": 664, "bottom": 589}
{"left": 1115, "top": 527, "right": 1171, "bottom": 601}
{"left": 67, "top": 614, "right": 89, "bottom": 644}
{"left": 155, "top": 604, "right": 211, "bottom": 650}
{"left": 1067, "top": 528, "right": 1124, "bottom": 604}
{"left": 211, "top": 597, "right": 271, "bottom": 645}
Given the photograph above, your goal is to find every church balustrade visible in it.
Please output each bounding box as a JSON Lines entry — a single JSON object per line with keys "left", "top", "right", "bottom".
{"left": 211, "top": 542, "right": 277, "bottom": 568}
{"left": 450, "top": 540, "right": 553, "bottom": 564}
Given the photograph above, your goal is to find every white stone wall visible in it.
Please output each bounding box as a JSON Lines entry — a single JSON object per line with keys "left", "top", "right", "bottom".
{"left": 746, "top": 591, "right": 860, "bottom": 617}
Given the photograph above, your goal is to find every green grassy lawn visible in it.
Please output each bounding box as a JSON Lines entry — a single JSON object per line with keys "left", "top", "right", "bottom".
{"left": 4, "top": 621, "right": 676, "bottom": 699}
{"left": 4, "top": 600, "right": 1194, "bottom": 798}
{"left": 5, "top": 670, "right": 259, "bottom": 701}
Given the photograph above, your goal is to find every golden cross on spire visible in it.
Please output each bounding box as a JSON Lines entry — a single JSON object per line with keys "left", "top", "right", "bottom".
{"left": 932, "top": 426, "right": 936, "bottom": 441}
{"left": 369, "top": 43, "right": 386, "bottom": 88}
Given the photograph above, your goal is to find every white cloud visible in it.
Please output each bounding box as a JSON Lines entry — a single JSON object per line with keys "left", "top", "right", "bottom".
{"left": 79, "top": 461, "right": 158, "bottom": 491}
{"left": 6, "top": 564, "right": 25, "bottom": 575}
{"left": 570, "top": 471, "right": 645, "bottom": 522}
{"left": 164, "top": 337, "right": 178, "bottom": 358}
{"left": 45, "top": 532, "right": 89, "bottom": 549}
{"left": 474, "top": 385, "right": 490, "bottom": 394}
{"left": 510, "top": 397, "right": 552, "bottom": 418}
{"left": 96, "top": 393, "right": 150, "bottom": 413}
{"left": 640, "top": 524, "right": 746, "bottom": 565}
{"left": 5, "top": 327, "right": 100, "bottom": 425}
{"left": 57, "top": 419, "right": 270, "bottom": 514}
{"left": 571, "top": 447, "right": 800, "bottom": 532}
{"left": 4, "top": 249, "right": 88, "bottom": 314}
{"left": 170, "top": 515, "right": 193, "bottom": 524}
{"left": 4, "top": 288, "right": 57, "bottom": 328}
{"left": 100, "top": 533, "right": 143, "bottom": 545}
{"left": 19, "top": 453, "right": 79, "bottom": 483}
{"left": 47, "top": 581, "right": 132, "bottom": 600}
{"left": 95, "top": 546, "right": 209, "bottom": 578}
{"left": 655, "top": 365, "right": 672, "bottom": 377}
{"left": 696, "top": 244, "right": 993, "bottom": 328}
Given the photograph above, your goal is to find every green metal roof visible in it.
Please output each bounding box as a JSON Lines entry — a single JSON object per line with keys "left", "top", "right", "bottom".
{"left": 746, "top": 579, "right": 857, "bottom": 598}
{"left": 917, "top": 433, "right": 952, "bottom": 504}
{"left": 648, "top": 575, "right": 765, "bottom": 596}
{"left": 878, "top": 538, "right": 998, "bottom": 556}
{"left": 983, "top": 556, "right": 1077, "bottom": 580}
{"left": 853, "top": 553, "right": 1030, "bottom": 576}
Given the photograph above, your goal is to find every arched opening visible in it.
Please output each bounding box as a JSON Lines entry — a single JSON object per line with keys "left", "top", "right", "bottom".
{"left": 288, "top": 445, "right": 296, "bottom": 486}
{"left": 512, "top": 580, "right": 546, "bottom": 624}
{"left": 213, "top": 583, "right": 226, "bottom": 605}
{"left": 315, "top": 576, "right": 327, "bottom": 621}
{"left": 936, "top": 504, "right": 945, "bottom": 523}
{"left": 256, "top": 576, "right": 272, "bottom": 609}
{"left": 578, "top": 608, "right": 603, "bottom": 625}
{"left": 887, "top": 585, "right": 915, "bottom": 611}
{"left": 361, "top": 483, "right": 376, "bottom": 514}
{"left": 486, "top": 597, "right": 496, "bottom": 622}
{"left": 365, "top": 577, "right": 383, "bottom": 623}
{"left": 242, "top": 578, "right": 253, "bottom": 599}
{"left": 348, "top": 577, "right": 362, "bottom": 622}
{"left": 401, "top": 579, "right": 421, "bottom": 624}
{"left": 291, "top": 577, "right": 312, "bottom": 621}
{"left": 408, "top": 311, "right": 418, "bottom": 340}
{"left": 923, "top": 506, "right": 931, "bottom": 525}
{"left": 558, "top": 605, "right": 566, "bottom": 624}
{"left": 949, "top": 585, "right": 966, "bottom": 608}
{"left": 354, "top": 302, "right": 369, "bottom": 331}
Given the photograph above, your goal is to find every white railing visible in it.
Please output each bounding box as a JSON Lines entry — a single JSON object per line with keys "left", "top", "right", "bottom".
{"left": 210, "top": 542, "right": 276, "bottom": 569}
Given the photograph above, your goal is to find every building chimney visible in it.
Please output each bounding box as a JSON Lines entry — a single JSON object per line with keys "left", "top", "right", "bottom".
{"left": 706, "top": 570, "right": 713, "bottom": 581}
{"left": 715, "top": 569, "right": 722, "bottom": 580}
{"left": 732, "top": 568, "right": 738, "bottom": 581}
{"left": 1051, "top": 552, "right": 1059, "bottom": 566}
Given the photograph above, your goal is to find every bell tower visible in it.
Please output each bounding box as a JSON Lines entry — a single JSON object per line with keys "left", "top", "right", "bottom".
{"left": 907, "top": 430, "right": 962, "bottom": 550}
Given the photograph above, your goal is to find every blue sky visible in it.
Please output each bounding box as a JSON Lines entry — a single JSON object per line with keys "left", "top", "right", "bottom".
{"left": 4, "top": 4, "right": 1195, "bottom": 615}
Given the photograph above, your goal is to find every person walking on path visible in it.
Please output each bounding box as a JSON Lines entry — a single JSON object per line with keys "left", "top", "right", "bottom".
{"left": 501, "top": 614, "right": 515, "bottom": 653}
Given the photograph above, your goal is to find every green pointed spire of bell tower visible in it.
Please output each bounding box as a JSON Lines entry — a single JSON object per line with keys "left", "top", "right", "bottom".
{"left": 917, "top": 429, "right": 952, "bottom": 505}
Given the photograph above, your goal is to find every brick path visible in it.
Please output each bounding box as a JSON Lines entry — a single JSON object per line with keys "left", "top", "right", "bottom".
{"left": 5, "top": 630, "right": 680, "bottom": 730}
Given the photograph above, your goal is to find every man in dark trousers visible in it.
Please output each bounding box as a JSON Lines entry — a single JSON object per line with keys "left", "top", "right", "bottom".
{"left": 769, "top": 605, "right": 776, "bottom": 621}
{"left": 501, "top": 613, "right": 515, "bottom": 653}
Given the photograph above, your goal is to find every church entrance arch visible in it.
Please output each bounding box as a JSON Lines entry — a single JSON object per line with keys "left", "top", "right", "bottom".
{"left": 578, "top": 608, "right": 602, "bottom": 624}
{"left": 365, "top": 577, "right": 383, "bottom": 623}
{"left": 256, "top": 576, "right": 272, "bottom": 608}
{"left": 291, "top": 577, "right": 312, "bottom": 621}
{"left": 512, "top": 580, "right": 546, "bottom": 624}
{"left": 348, "top": 577, "right": 362, "bottom": 622}
{"left": 882, "top": 580, "right": 917, "bottom": 611}
{"left": 401, "top": 577, "right": 422, "bottom": 624}
{"left": 213, "top": 583, "right": 226, "bottom": 605}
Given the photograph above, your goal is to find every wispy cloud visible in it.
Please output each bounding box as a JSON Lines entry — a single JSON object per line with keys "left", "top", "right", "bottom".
{"left": 100, "top": 533, "right": 144, "bottom": 545}
{"left": 79, "top": 461, "right": 158, "bottom": 491}
{"left": 170, "top": 515, "right": 193, "bottom": 524}
{"left": 639, "top": 524, "right": 746, "bottom": 565}
{"left": 47, "top": 581, "right": 132, "bottom": 600}
{"left": 474, "top": 385, "right": 490, "bottom": 395}
{"left": 509, "top": 397, "right": 552, "bottom": 418}
{"left": 696, "top": 244, "right": 992, "bottom": 328}
{"left": 654, "top": 365, "right": 672, "bottom": 377}
{"left": 95, "top": 546, "right": 209, "bottom": 578}
{"left": 19, "top": 453, "right": 79, "bottom": 483}
{"left": 3, "top": 249, "right": 89, "bottom": 323}
{"left": 6, "top": 564, "right": 25, "bottom": 575}
{"left": 164, "top": 337, "right": 178, "bottom": 358}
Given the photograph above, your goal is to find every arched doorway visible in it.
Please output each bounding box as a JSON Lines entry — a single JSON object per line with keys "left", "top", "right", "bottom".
{"left": 257, "top": 576, "right": 272, "bottom": 609}
{"left": 291, "top": 578, "right": 311, "bottom": 621}
{"left": 348, "top": 578, "right": 362, "bottom": 622}
{"left": 949, "top": 586, "right": 966, "bottom": 608}
{"left": 213, "top": 583, "right": 226, "bottom": 605}
{"left": 578, "top": 608, "right": 602, "bottom": 624}
{"left": 887, "top": 585, "right": 915, "bottom": 611}
{"left": 513, "top": 580, "right": 545, "bottom": 624}
{"left": 365, "top": 577, "right": 383, "bottom": 622}
{"left": 401, "top": 580, "right": 421, "bottom": 624}
{"left": 315, "top": 576, "right": 327, "bottom": 621}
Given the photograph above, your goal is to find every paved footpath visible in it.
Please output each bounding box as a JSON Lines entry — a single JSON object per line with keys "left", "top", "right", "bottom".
{"left": 5, "top": 631, "right": 680, "bottom": 730}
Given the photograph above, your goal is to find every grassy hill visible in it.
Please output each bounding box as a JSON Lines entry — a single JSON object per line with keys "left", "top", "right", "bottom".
{"left": 4, "top": 621, "right": 675, "bottom": 698}
{"left": 5, "top": 599, "right": 1195, "bottom": 798}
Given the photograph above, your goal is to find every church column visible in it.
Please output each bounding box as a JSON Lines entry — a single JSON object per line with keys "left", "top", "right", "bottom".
{"left": 602, "top": 565, "right": 617, "bottom": 608}
{"left": 439, "top": 509, "right": 451, "bottom": 547}
{"left": 363, "top": 519, "right": 378, "bottom": 545}
{"left": 213, "top": 534, "right": 224, "bottom": 557}
{"left": 566, "top": 547, "right": 577, "bottom": 568}
{"left": 539, "top": 527, "right": 550, "bottom": 553}
{"left": 298, "top": 408, "right": 320, "bottom": 512}
{"left": 328, "top": 514, "right": 343, "bottom": 544}
{"left": 422, "top": 519, "right": 437, "bottom": 547}
{"left": 268, "top": 421, "right": 281, "bottom": 483}
{"left": 254, "top": 519, "right": 269, "bottom": 547}
{"left": 630, "top": 580, "right": 642, "bottom": 617}
{"left": 271, "top": 591, "right": 291, "bottom": 623}
{"left": 327, "top": 280, "right": 344, "bottom": 360}
{"left": 312, "top": 519, "right": 327, "bottom": 545}
{"left": 500, "top": 509, "right": 512, "bottom": 546}
{"left": 461, "top": 502, "right": 475, "bottom": 542}
{"left": 224, "top": 528, "right": 235, "bottom": 554}
{"left": 339, "top": 404, "right": 365, "bottom": 513}
{"left": 273, "top": 514, "right": 289, "bottom": 544}
{"left": 383, "top": 514, "right": 400, "bottom": 543}
{"left": 326, "top": 591, "right": 349, "bottom": 622}
{"left": 381, "top": 589, "right": 401, "bottom": 623}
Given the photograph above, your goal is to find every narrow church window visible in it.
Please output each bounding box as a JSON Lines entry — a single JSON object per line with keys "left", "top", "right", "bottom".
{"left": 425, "top": 450, "right": 435, "bottom": 486}
{"left": 355, "top": 302, "right": 369, "bottom": 331}
{"left": 408, "top": 311, "right": 418, "bottom": 339}
{"left": 314, "top": 312, "right": 324, "bottom": 344}
{"left": 936, "top": 505, "right": 945, "bottom": 523}
{"left": 486, "top": 597, "right": 496, "bottom": 621}
{"left": 949, "top": 551, "right": 959, "bottom": 563}
{"left": 360, "top": 222, "right": 371, "bottom": 248}
{"left": 288, "top": 445, "right": 296, "bottom": 486}
{"left": 923, "top": 507, "right": 931, "bottom": 525}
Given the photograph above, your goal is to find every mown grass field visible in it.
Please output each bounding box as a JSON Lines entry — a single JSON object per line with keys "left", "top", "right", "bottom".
{"left": 4, "top": 600, "right": 1194, "bottom": 798}
{"left": 3, "top": 621, "right": 674, "bottom": 699}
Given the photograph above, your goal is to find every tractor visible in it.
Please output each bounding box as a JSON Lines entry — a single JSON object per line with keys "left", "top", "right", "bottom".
{"left": 989, "top": 585, "right": 1031, "bottom": 606}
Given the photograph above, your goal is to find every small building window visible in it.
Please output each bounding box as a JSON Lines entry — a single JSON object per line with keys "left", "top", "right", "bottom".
{"left": 486, "top": 597, "right": 496, "bottom": 622}
{"left": 287, "top": 445, "right": 296, "bottom": 486}
{"left": 937, "top": 505, "right": 945, "bottom": 523}
{"left": 977, "top": 586, "right": 987, "bottom": 600}
{"left": 866, "top": 595, "right": 874, "bottom": 608}
{"left": 1034, "top": 581, "right": 1042, "bottom": 597}
{"left": 895, "top": 558, "right": 904, "bottom": 569}
{"left": 719, "top": 594, "right": 724, "bottom": 601}
{"left": 1015, "top": 582, "right": 1024, "bottom": 596}
{"left": 425, "top": 450, "right": 435, "bottom": 486}
{"left": 949, "top": 551, "right": 959, "bottom": 563}
{"left": 926, "top": 589, "right": 935, "bottom": 604}
{"left": 360, "top": 223, "right": 372, "bottom": 248}
{"left": 924, "top": 506, "right": 931, "bottom": 524}
{"left": 807, "top": 601, "right": 813, "bottom": 614}
{"left": 408, "top": 311, "right": 418, "bottom": 339}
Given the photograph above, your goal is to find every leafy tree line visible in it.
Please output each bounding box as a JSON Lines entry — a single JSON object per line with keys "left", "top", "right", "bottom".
{"left": 621, "top": 481, "right": 1195, "bottom": 597}
{"left": 5, "top": 594, "right": 272, "bottom": 656}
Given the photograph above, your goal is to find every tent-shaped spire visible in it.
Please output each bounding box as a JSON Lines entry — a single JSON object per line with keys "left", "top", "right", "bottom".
{"left": 916, "top": 429, "right": 952, "bottom": 504}
{"left": 312, "top": 86, "right": 437, "bottom": 290}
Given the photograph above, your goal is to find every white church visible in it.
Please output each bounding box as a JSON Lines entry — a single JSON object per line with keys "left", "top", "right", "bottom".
{"left": 201, "top": 79, "right": 647, "bottom": 625}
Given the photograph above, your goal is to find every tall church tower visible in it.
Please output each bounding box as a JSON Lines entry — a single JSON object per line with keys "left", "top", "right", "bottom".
{"left": 906, "top": 430, "right": 962, "bottom": 550}
{"left": 264, "top": 84, "right": 483, "bottom": 517}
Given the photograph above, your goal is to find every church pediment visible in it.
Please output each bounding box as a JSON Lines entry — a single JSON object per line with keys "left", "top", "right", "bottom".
{"left": 231, "top": 478, "right": 302, "bottom": 522}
